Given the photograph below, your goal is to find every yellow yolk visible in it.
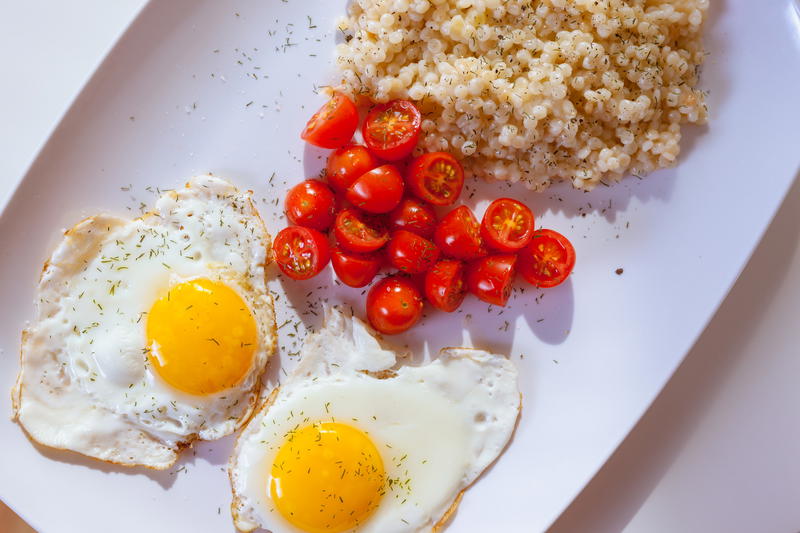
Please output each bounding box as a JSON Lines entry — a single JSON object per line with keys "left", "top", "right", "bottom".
{"left": 146, "top": 278, "right": 257, "bottom": 395}
{"left": 270, "top": 422, "right": 385, "bottom": 533}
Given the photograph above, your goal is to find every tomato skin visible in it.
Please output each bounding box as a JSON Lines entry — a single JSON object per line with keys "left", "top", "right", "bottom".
{"left": 301, "top": 92, "right": 359, "bottom": 149}
{"left": 434, "top": 206, "right": 488, "bottom": 261}
{"left": 363, "top": 100, "right": 422, "bottom": 161}
{"left": 345, "top": 164, "right": 405, "bottom": 214}
{"left": 407, "top": 152, "right": 464, "bottom": 206}
{"left": 366, "top": 276, "right": 424, "bottom": 335}
{"left": 518, "top": 229, "right": 576, "bottom": 288}
{"left": 272, "top": 226, "right": 331, "bottom": 281}
{"left": 326, "top": 144, "right": 381, "bottom": 193}
{"left": 331, "top": 248, "right": 383, "bottom": 288}
{"left": 386, "top": 230, "right": 440, "bottom": 274}
{"left": 466, "top": 254, "right": 517, "bottom": 307}
{"left": 333, "top": 207, "right": 390, "bottom": 253}
{"left": 387, "top": 197, "right": 438, "bottom": 239}
{"left": 424, "top": 259, "right": 466, "bottom": 312}
{"left": 284, "top": 179, "right": 336, "bottom": 231}
{"left": 480, "top": 197, "right": 535, "bottom": 252}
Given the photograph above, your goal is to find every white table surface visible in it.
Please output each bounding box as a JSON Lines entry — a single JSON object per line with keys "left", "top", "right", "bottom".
{"left": 1, "top": 2, "right": 798, "bottom": 532}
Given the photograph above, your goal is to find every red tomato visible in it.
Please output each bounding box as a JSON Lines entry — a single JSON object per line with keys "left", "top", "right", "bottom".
{"left": 301, "top": 92, "right": 358, "bottom": 149}
{"left": 386, "top": 230, "right": 440, "bottom": 274}
{"left": 406, "top": 152, "right": 464, "bottom": 206}
{"left": 466, "top": 254, "right": 517, "bottom": 307}
{"left": 325, "top": 144, "right": 380, "bottom": 193}
{"left": 272, "top": 226, "right": 330, "bottom": 281}
{"left": 424, "top": 260, "right": 466, "bottom": 312}
{"left": 480, "top": 198, "right": 535, "bottom": 252}
{"left": 518, "top": 229, "right": 576, "bottom": 288}
{"left": 331, "top": 248, "right": 382, "bottom": 288}
{"left": 366, "top": 276, "right": 424, "bottom": 335}
{"left": 284, "top": 179, "right": 336, "bottom": 231}
{"left": 434, "top": 206, "right": 487, "bottom": 261}
{"left": 362, "top": 100, "right": 421, "bottom": 161}
{"left": 333, "top": 208, "right": 390, "bottom": 253}
{"left": 387, "top": 197, "right": 438, "bottom": 239}
{"left": 345, "top": 164, "right": 404, "bottom": 214}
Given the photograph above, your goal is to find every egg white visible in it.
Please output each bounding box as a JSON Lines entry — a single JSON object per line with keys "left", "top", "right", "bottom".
{"left": 229, "top": 309, "right": 520, "bottom": 533}
{"left": 12, "top": 176, "right": 276, "bottom": 469}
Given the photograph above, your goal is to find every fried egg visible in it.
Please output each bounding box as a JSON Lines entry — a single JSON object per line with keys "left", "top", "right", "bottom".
{"left": 12, "top": 176, "right": 276, "bottom": 469}
{"left": 229, "top": 309, "right": 520, "bottom": 533}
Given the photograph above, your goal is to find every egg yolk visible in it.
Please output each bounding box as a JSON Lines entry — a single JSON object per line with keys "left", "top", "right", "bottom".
{"left": 270, "top": 422, "right": 385, "bottom": 533}
{"left": 145, "top": 278, "right": 257, "bottom": 395}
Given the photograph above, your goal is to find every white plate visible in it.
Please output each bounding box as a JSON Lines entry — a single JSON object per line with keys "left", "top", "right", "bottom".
{"left": 1, "top": 2, "right": 799, "bottom": 532}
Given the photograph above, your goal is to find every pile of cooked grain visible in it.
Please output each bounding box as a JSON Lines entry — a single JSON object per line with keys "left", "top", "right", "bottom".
{"left": 335, "top": 0, "right": 709, "bottom": 191}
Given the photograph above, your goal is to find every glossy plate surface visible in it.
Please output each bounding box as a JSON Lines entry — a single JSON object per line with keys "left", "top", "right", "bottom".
{"left": 1, "top": 1, "right": 799, "bottom": 532}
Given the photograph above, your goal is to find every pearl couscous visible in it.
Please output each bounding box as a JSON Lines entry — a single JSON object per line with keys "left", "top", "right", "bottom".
{"left": 336, "top": 0, "right": 708, "bottom": 190}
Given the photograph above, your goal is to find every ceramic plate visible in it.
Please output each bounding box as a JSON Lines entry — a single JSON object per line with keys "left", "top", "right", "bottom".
{"left": 1, "top": 1, "right": 799, "bottom": 532}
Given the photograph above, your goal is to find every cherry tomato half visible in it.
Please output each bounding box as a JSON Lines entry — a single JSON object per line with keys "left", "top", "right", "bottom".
{"left": 424, "top": 259, "right": 466, "bottom": 312}
{"left": 387, "top": 197, "right": 438, "bottom": 239}
{"left": 407, "top": 152, "right": 464, "bottom": 206}
{"left": 366, "top": 276, "right": 424, "bottom": 335}
{"left": 325, "top": 144, "right": 381, "bottom": 193}
{"left": 346, "top": 164, "right": 404, "bottom": 214}
{"left": 386, "top": 230, "right": 440, "bottom": 274}
{"left": 518, "top": 229, "right": 576, "bottom": 288}
{"left": 434, "top": 206, "right": 487, "bottom": 261}
{"left": 333, "top": 207, "right": 390, "bottom": 253}
{"left": 362, "top": 100, "right": 421, "bottom": 161}
{"left": 284, "top": 179, "right": 336, "bottom": 231}
{"left": 301, "top": 92, "right": 358, "bottom": 149}
{"left": 466, "top": 254, "right": 517, "bottom": 307}
{"left": 273, "top": 226, "right": 331, "bottom": 281}
{"left": 481, "top": 197, "right": 535, "bottom": 252}
{"left": 331, "top": 247, "right": 382, "bottom": 288}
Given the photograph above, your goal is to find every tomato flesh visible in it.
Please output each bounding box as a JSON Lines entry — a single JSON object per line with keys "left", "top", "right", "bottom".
{"left": 434, "top": 206, "right": 487, "bottom": 261}
{"left": 466, "top": 254, "right": 517, "bottom": 307}
{"left": 363, "top": 100, "right": 422, "bottom": 161}
{"left": 301, "top": 92, "right": 359, "bottom": 149}
{"left": 386, "top": 230, "right": 440, "bottom": 275}
{"left": 345, "top": 164, "right": 404, "bottom": 214}
{"left": 518, "top": 229, "right": 576, "bottom": 288}
{"left": 284, "top": 179, "right": 336, "bottom": 231}
{"left": 326, "top": 144, "right": 380, "bottom": 193}
{"left": 366, "top": 276, "right": 424, "bottom": 335}
{"left": 424, "top": 260, "right": 466, "bottom": 312}
{"left": 407, "top": 152, "right": 464, "bottom": 206}
{"left": 387, "top": 197, "right": 438, "bottom": 239}
{"left": 273, "top": 227, "right": 330, "bottom": 281}
{"left": 333, "top": 207, "right": 390, "bottom": 253}
{"left": 481, "top": 198, "right": 535, "bottom": 252}
{"left": 331, "top": 248, "right": 383, "bottom": 288}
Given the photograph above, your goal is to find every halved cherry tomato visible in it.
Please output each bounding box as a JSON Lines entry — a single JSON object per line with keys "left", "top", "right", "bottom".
{"left": 273, "top": 226, "right": 330, "bottom": 280}
{"left": 407, "top": 152, "right": 464, "bottom": 206}
{"left": 366, "top": 276, "right": 424, "bottom": 335}
{"left": 466, "top": 254, "right": 517, "bottom": 307}
{"left": 333, "top": 207, "right": 390, "bottom": 253}
{"left": 362, "top": 100, "right": 421, "bottom": 161}
{"left": 434, "top": 206, "right": 487, "bottom": 261}
{"left": 424, "top": 260, "right": 466, "bottom": 312}
{"left": 387, "top": 197, "right": 438, "bottom": 239}
{"left": 326, "top": 144, "right": 380, "bottom": 193}
{"left": 284, "top": 179, "right": 336, "bottom": 231}
{"left": 346, "top": 164, "right": 404, "bottom": 214}
{"left": 331, "top": 247, "right": 382, "bottom": 288}
{"left": 386, "top": 230, "right": 440, "bottom": 274}
{"left": 518, "top": 229, "right": 576, "bottom": 288}
{"left": 301, "top": 92, "right": 358, "bottom": 149}
{"left": 481, "top": 198, "right": 535, "bottom": 252}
